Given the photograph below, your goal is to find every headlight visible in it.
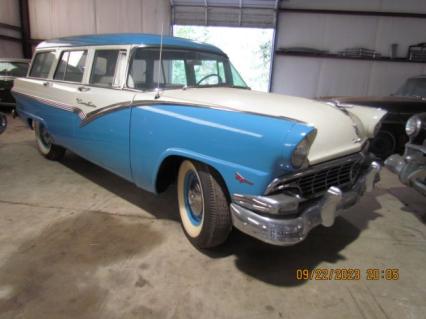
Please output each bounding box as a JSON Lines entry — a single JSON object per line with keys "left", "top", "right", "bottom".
{"left": 405, "top": 116, "right": 422, "bottom": 137}
{"left": 291, "top": 130, "right": 317, "bottom": 169}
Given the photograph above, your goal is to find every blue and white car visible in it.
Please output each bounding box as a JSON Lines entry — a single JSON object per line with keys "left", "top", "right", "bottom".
{"left": 13, "top": 34, "right": 386, "bottom": 248}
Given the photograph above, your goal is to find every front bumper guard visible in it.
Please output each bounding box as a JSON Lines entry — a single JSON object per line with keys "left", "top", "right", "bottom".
{"left": 230, "top": 161, "right": 381, "bottom": 246}
{"left": 385, "top": 152, "right": 426, "bottom": 196}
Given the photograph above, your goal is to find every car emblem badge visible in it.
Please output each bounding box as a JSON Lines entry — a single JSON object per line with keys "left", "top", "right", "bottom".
{"left": 235, "top": 172, "right": 254, "bottom": 185}
{"left": 352, "top": 124, "right": 362, "bottom": 143}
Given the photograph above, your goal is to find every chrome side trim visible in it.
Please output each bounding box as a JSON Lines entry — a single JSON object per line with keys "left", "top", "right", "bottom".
{"left": 13, "top": 90, "right": 308, "bottom": 127}
{"left": 232, "top": 193, "right": 299, "bottom": 215}
{"left": 12, "top": 91, "right": 86, "bottom": 119}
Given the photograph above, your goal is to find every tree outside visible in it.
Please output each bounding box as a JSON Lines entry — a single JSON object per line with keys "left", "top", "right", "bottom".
{"left": 173, "top": 25, "right": 273, "bottom": 92}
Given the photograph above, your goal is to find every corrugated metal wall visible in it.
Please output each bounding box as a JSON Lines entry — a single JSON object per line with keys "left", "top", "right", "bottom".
{"left": 272, "top": 0, "right": 426, "bottom": 97}
{"left": 29, "top": 0, "right": 171, "bottom": 39}
{"left": 0, "top": 0, "right": 23, "bottom": 58}
{"left": 172, "top": 0, "right": 277, "bottom": 28}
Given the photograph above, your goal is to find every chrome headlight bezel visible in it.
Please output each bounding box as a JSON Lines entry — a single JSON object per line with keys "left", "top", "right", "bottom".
{"left": 405, "top": 115, "right": 422, "bottom": 137}
{"left": 291, "top": 129, "right": 317, "bottom": 169}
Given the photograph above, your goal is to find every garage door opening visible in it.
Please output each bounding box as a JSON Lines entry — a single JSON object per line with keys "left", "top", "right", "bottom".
{"left": 173, "top": 25, "right": 274, "bottom": 92}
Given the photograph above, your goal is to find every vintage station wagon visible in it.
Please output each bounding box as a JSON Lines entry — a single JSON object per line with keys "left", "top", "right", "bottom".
{"left": 13, "top": 34, "right": 386, "bottom": 248}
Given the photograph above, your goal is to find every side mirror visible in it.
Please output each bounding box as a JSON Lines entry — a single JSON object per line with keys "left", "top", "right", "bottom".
{"left": 0, "top": 113, "right": 7, "bottom": 134}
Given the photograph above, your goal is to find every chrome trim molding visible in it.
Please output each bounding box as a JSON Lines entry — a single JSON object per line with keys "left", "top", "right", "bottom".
{"left": 264, "top": 150, "right": 367, "bottom": 196}
{"left": 13, "top": 91, "right": 86, "bottom": 119}
{"left": 231, "top": 161, "right": 381, "bottom": 246}
{"left": 13, "top": 90, "right": 308, "bottom": 127}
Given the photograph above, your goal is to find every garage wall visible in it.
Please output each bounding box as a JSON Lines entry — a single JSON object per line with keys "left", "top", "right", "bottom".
{"left": 271, "top": 0, "right": 426, "bottom": 98}
{"left": 29, "top": 0, "right": 171, "bottom": 40}
{"left": 0, "top": 0, "right": 23, "bottom": 58}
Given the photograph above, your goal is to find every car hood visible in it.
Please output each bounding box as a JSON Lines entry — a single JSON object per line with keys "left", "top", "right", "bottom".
{"left": 160, "top": 88, "right": 386, "bottom": 164}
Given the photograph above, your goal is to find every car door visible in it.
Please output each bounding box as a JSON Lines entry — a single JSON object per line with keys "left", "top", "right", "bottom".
{"left": 72, "top": 47, "right": 135, "bottom": 181}
{"left": 23, "top": 50, "right": 75, "bottom": 147}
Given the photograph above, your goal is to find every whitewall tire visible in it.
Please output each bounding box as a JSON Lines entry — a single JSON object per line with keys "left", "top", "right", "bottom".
{"left": 177, "top": 160, "right": 232, "bottom": 248}
{"left": 34, "top": 121, "right": 66, "bottom": 160}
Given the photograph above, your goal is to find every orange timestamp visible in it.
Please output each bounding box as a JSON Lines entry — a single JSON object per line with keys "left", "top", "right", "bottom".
{"left": 296, "top": 268, "right": 399, "bottom": 281}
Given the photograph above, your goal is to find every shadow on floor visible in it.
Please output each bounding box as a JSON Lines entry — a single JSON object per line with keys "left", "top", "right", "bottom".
{"left": 202, "top": 189, "right": 383, "bottom": 287}
{"left": 60, "top": 152, "right": 179, "bottom": 221}
{"left": 387, "top": 186, "right": 426, "bottom": 224}
{"left": 60, "top": 151, "right": 383, "bottom": 287}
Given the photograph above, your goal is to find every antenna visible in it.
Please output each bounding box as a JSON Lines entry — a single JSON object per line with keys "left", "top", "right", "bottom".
{"left": 155, "top": 23, "right": 164, "bottom": 99}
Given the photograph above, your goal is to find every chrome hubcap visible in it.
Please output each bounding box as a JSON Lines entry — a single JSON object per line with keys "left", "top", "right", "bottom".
{"left": 185, "top": 171, "right": 204, "bottom": 224}
{"left": 39, "top": 125, "right": 52, "bottom": 147}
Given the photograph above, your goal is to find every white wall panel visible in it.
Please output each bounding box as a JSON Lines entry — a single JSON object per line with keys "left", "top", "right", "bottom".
{"left": 316, "top": 60, "right": 372, "bottom": 97}
{"left": 0, "top": 40, "right": 23, "bottom": 58}
{"left": 375, "top": 17, "right": 426, "bottom": 57}
{"left": 29, "top": 0, "right": 171, "bottom": 39}
{"left": 322, "top": 16, "right": 378, "bottom": 52}
{"left": 277, "top": 13, "right": 327, "bottom": 50}
{"left": 272, "top": 56, "right": 322, "bottom": 97}
{"left": 368, "top": 62, "right": 426, "bottom": 96}
{"left": 0, "top": 0, "right": 20, "bottom": 26}
{"left": 281, "top": 0, "right": 426, "bottom": 13}
{"left": 272, "top": 1, "right": 426, "bottom": 98}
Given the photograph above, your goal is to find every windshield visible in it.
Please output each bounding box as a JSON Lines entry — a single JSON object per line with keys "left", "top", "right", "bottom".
{"left": 0, "top": 62, "right": 28, "bottom": 77}
{"left": 394, "top": 77, "right": 426, "bottom": 99}
{"left": 127, "top": 47, "right": 249, "bottom": 91}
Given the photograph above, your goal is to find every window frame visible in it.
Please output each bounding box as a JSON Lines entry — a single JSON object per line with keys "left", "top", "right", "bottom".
{"left": 124, "top": 45, "right": 234, "bottom": 93}
{"left": 53, "top": 49, "right": 88, "bottom": 84}
{"left": 89, "top": 48, "right": 127, "bottom": 89}
{"left": 28, "top": 50, "right": 56, "bottom": 80}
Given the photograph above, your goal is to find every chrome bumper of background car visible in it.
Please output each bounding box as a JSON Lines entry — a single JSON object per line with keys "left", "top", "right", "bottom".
{"left": 385, "top": 146, "right": 426, "bottom": 196}
{"left": 230, "top": 161, "right": 381, "bottom": 246}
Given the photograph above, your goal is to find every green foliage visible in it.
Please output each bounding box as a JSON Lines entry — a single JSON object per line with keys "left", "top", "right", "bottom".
{"left": 173, "top": 25, "right": 273, "bottom": 91}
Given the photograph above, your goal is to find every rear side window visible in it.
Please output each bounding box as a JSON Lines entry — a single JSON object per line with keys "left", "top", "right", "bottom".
{"left": 54, "top": 50, "right": 87, "bottom": 82}
{"left": 0, "top": 62, "right": 28, "bottom": 77}
{"left": 29, "top": 52, "right": 55, "bottom": 78}
{"left": 90, "top": 50, "right": 120, "bottom": 87}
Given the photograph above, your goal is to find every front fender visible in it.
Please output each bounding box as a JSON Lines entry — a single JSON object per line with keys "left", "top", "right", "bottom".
{"left": 130, "top": 104, "right": 313, "bottom": 195}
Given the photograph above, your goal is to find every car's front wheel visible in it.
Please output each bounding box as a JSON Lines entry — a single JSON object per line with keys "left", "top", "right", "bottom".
{"left": 34, "top": 121, "right": 65, "bottom": 160}
{"left": 177, "top": 160, "right": 232, "bottom": 248}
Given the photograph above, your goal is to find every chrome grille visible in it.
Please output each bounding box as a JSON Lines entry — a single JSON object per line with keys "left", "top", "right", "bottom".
{"left": 266, "top": 153, "right": 364, "bottom": 199}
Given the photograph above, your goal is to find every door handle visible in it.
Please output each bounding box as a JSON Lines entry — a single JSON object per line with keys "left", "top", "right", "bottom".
{"left": 42, "top": 81, "right": 50, "bottom": 87}
{"left": 78, "top": 86, "right": 90, "bottom": 92}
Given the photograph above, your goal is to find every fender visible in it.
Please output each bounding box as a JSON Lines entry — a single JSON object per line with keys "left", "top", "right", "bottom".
{"left": 129, "top": 104, "right": 314, "bottom": 196}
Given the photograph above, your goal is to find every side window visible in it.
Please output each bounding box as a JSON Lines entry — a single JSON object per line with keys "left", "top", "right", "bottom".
{"left": 54, "top": 50, "right": 87, "bottom": 82}
{"left": 90, "top": 50, "right": 120, "bottom": 87}
{"left": 193, "top": 60, "right": 223, "bottom": 85}
{"left": 171, "top": 60, "right": 186, "bottom": 85}
{"left": 128, "top": 59, "right": 147, "bottom": 89}
{"left": 29, "top": 51, "right": 55, "bottom": 78}
{"left": 231, "top": 64, "right": 247, "bottom": 88}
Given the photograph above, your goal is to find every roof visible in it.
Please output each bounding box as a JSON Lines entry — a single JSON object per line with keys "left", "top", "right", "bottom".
{"left": 0, "top": 58, "right": 30, "bottom": 63}
{"left": 37, "top": 33, "right": 225, "bottom": 55}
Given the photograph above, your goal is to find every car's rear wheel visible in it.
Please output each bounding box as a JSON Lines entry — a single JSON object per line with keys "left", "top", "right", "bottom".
{"left": 34, "top": 121, "right": 65, "bottom": 160}
{"left": 177, "top": 160, "right": 232, "bottom": 248}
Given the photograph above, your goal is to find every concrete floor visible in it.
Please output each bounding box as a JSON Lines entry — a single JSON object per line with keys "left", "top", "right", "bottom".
{"left": 0, "top": 114, "right": 425, "bottom": 319}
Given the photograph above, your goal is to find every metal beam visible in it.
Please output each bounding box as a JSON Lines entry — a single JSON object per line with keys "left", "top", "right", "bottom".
{"left": 268, "top": 0, "right": 280, "bottom": 92}
{"left": 0, "top": 22, "right": 21, "bottom": 32}
{"left": 18, "top": 0, "right": 32, "bottom": 58}
{"left": 279, "top": 8, "right": 426, "bottom": 19}
{"left": 0, "top": 34, "right": 21, "bottom": 43}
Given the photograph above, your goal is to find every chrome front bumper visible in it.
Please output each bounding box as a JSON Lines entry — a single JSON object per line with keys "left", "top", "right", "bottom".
{"left": 385, "top": 145, "right": 426, "bottom": 196}
{"left": 230, "top": 161, "right": 381, "bottom": 246}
